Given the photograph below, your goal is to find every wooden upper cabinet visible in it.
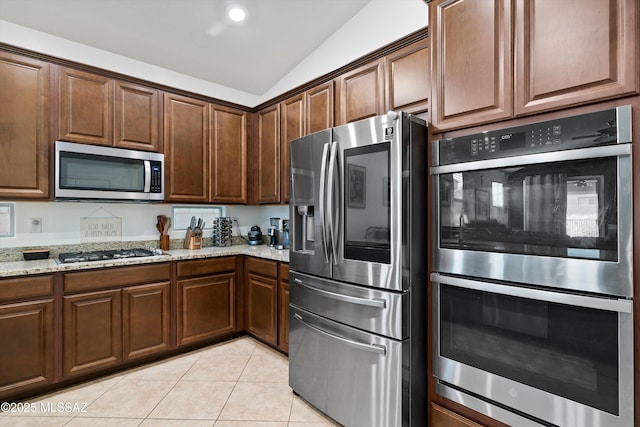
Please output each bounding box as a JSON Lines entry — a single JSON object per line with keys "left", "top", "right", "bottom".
{"left": 280, "top": 94, "right": 305, "bottom": 203}
{"left": 0, "top": 51, "right": 50, "bottom": 199}
{"left": 386, "top": 39, "right": 430, "bottom": 115}
{"left": 210, "top": 105, "right": 247, "bottom": 203}
{"left": 514, "top": 0, "right": 639, "bottom": 115}
{"left": 306, "top": 81, "right": 334, "bottom": 134}
{"left": 164, "top": 93, "right": 209, "bottom": 203}
{"left": 335, "top": 59, "right": 385, "bottom": 125}
{"left": 114, "top": 81, "right": 161, "bottom": 151}
{"left": 430, "top": 0, "right": 512, "bottom": 131}
{"left": 254, "top": 104, "right": 281, "bottom": 204}
{"left": 58, "top": 67, "right": 113, "bottom": 145}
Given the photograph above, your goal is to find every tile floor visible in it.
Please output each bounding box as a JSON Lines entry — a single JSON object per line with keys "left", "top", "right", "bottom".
{"left": 0, "top": 336, "right": 341, "bottom": 426}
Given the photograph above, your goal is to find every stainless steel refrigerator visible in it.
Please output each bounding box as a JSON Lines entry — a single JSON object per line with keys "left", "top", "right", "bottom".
{"left": 288, "top": 112, "right": 428, "bottom": 427}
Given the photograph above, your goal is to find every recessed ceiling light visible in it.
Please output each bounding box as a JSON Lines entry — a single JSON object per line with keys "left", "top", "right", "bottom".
{"left": 228, "top": 6, "right": 246, "bottom": 22}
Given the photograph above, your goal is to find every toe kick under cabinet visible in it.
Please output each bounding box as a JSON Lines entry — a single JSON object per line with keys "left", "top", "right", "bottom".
{"left": 62, "top": 263, "right": 171, "bottom": 378}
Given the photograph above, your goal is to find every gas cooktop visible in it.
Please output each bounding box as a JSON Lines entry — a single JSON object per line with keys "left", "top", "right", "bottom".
{"left": 57, "top": 248, "right": 155, "bottom": 264}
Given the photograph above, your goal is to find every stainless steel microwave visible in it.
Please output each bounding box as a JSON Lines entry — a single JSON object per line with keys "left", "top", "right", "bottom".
{"left": 55, "top": 141, "right": 164, "bottom": 201}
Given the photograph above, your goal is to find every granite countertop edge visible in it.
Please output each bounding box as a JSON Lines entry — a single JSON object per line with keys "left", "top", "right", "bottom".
{"left": 0, "top": 245, "right": 290, "bottom": 278}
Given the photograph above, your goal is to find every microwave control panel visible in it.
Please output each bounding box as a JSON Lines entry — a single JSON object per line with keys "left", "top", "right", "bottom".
{"left": 150, "top": 161, "right": 162, "bottom": 193}
{"left": 435, "top": 107, "right": 627, "bottom": 166}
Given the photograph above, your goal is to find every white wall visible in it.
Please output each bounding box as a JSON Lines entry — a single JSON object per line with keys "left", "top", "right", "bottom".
{"left": 0, "top": 201, "right": 288, "bottom": 249}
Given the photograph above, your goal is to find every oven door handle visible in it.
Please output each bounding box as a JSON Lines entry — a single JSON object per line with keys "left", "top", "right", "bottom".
{"left": 431, "top": 273, "right": 632, "bottom": 313}
{"left": 293, "top": 278, "right": 387, "bottom": 308}
{"left": 293, "top": 313, "right": 387, "bottom": 355}
{"left": 430, "top": 144, "right": 631, "bottom": 175}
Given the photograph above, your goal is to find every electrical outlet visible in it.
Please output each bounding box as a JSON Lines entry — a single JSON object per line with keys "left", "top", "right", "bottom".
{"left": 30, "top": 218, "right": 42, "bottom": 233}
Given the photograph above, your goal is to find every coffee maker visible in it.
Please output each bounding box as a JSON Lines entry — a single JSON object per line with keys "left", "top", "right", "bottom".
{"left": 267, "top": 218, "right": 279, "bottom": 247}
{"left": 275, "top": 219, "right": 290, "bottom": 250}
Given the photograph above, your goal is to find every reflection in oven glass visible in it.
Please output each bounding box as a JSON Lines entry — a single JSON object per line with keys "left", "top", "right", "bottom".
{"left": 441, "top": 285, "right": 619, "bottom": 415}
{"left": 439, "top": 158, "right": 618, "bottom": 261}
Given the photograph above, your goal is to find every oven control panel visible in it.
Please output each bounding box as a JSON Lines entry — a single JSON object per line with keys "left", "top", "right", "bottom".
{"left": 435, "top": 106, "right": 629, "bottom": 166}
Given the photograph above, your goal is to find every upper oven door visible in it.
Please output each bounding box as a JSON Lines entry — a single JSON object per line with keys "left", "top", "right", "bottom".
{"left": 430, "top": 107, "right": 633, "bottom": 297}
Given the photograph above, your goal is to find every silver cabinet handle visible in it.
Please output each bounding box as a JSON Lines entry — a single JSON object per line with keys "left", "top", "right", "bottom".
{"left": 293, "top": 278, "right": 386, "bottom": 308}
{"left": 293, "top": 313, "right": 386, "bottom": 355}
{"left": 431, "top": 273, "right": 633, "bottom": 313}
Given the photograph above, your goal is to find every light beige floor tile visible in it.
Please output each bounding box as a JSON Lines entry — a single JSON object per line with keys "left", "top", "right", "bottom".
{"left": 181, "top": 353, "right": 250, "bottom": 382}
{"left": 238, "top": 348, "right": 288, "bottom": 383}
{"left": 78, "top": 379, "right": 176, "bottom": 418}
{"left": 218, "top": 382, "right": 293, "bottom": 421}
{"left": 288, "top": 423, "right": 342, "bottom": 427}
{"left": 0, "top": 416, "right": 72, "bottom": 426}
{"left": 195, "top": 337, "right": 258, "bottom": 357}
{"left": 142, "top": 419, "right": 215, "bottom": 426}
{"left": 124, "top": 353, "right": 200, "bottom": 381}
{"left": 65, "top": 417, "right": 143, "bottom": 426}
{"left": 214, "top": 422, "right": 287, "bottom": 427}
{"left": 290, "top": 396, "right": 340, "bottom": 425}
{"left": 148, "top": 380, "right": 234, "bottom": 420}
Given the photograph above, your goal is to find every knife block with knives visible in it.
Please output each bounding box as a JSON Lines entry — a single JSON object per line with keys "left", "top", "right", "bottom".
{"left": 184, "top": 216, "right": 204, "bottom": 249}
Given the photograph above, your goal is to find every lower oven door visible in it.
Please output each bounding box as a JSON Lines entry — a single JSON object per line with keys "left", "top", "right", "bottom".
{"left": 432, "top": 273, "right": 634, "bottom": 427}
{"left": 289, "top": 305, "right": 406, "bottom": 427}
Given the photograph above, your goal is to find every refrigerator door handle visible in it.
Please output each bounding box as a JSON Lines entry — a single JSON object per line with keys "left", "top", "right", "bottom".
{"left": 319, "top": 142, "right": 331, "bottom": 263}
{"left": 293, "top": 313, "right": 387, "bottom": 355}
{"left": 293, "top": 278, "right": 387, "bottom": 308}
{"left": 327, "top": 141, "right": 340, "bottom": 265}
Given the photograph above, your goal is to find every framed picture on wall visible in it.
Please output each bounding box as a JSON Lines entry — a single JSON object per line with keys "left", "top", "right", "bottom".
{"left": 348, "top": 164, "right": 366, "bottom": 208}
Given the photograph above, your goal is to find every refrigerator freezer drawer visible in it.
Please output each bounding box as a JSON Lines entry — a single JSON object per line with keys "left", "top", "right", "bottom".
{"left": 289, "top": 305, "right": 406, "bottom": 427}
{"left": 290, "top": 271, "right": 408, "bottom": 340}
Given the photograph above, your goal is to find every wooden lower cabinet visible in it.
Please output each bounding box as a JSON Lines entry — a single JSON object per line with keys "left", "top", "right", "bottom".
{"left": 176, "top": 257, "right": 238, "bottom": 346}
{"left": 122, "top": 282, "right": 171, "bottom": 360}
{"left": 431, "top": 403, "right": 485, "bottom": 427}
{"left": 277, "top": 263, "right": 289, "bottom": 353}
{"left": 63, "top": 289, "right": 122, "bottom": 378}
{"left": 0, "top": 299, "right": 54, "bottom": 399}
{"left": 245, "top": 258, "right": 278, "bottom": 346}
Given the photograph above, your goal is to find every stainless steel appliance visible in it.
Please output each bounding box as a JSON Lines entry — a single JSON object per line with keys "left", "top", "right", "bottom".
{"left": 289, "top": 112, "right": 427, "bottom": 427}
{"left": 55, "top": 141, "right": 164, "bottom": 201}
{"left": 430, "top": 105, "right": 634, "bottom": 427}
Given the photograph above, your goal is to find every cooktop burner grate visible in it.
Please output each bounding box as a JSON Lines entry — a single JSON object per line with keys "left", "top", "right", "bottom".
{"left": 58, "top": 248, "right": 155, "bottom": 263}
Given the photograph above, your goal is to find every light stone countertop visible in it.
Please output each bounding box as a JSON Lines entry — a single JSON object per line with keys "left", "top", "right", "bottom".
{"left": 0, "top": 244, "right": 289, "bottom": 278}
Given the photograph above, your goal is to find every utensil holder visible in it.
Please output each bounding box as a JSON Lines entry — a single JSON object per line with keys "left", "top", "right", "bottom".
{"left": 159, "top": 235, "right": 170, "bottom": 250}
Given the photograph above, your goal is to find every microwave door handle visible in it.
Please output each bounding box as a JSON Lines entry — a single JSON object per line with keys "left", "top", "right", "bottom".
{"left": 143, "top": 160, "right": 151, "bottom": 193}
{"left": 327, "top": 141, "right": 339, "bottom": 265}
{"left": 431, "top": 273, "right": 633, "bottom": 313}
{"left": 319, "top": 142, "right": 331, "bottom": 263}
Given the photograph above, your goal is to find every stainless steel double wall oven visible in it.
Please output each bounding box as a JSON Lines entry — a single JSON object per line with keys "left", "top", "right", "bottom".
{"left": 430, "top": 106, "right": 633, "bottom": 427}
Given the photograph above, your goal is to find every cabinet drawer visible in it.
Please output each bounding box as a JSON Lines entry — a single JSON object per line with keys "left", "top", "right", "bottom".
{"left": 0, "top": 275, "right": 53, "bottom": 302}
{"left": 64, "top": 263, "right": 171, "bottom": 293}
{"left": 431, "top": 403, "right": 485, "bottom": 427}
{"left": 247, "top": 257, "right": 277, "bottom": 278}
{"left": 278, "top": 263, "right": 289, "bottom": 282}
{"left": 177, "top": 257, "right": 236, "bottom": 278}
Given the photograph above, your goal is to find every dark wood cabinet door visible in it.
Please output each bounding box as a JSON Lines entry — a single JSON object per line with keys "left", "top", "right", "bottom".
{"left": 63, "top": 289, "right": 122, "bottom": 378}
{"left": 246, "top": 272, "right": 278, "bottom": 346}
{"left": 431, "top": 403, "right": 486, "bottom": 427}
{"left": 177, "top": 273, "right": 236, "bottom": 346}
{"left": 122, "top": 282, "right": 171, "bottom": 360}
{"left": 254, "top": 104, "right": 281, "bottom": 204}
{"left": 164, "top": 93, "right": 209, "bottom": 202}
{"left": 430, "top": 0, "right": 512, "bottom": 131}
{"left": 386, "top": 38, "right": 430, "bottom": 115}
{"left": 280, "top": 94, "right": 305, "bottom": 204}
{"left": 58, "top": 67, "right": 113, "bottom": 145}
{"left": 0, "top": 52, "right": 50, "bottom": 199}
{"left": 210, "top": 105, "right": 247, "bottom": 203}
{"left": 0, "top": 299, "right": 54, "bottom": 399}
{"left": 335, "top": 59, "right": 385, "bottom": 125}
{"left": 277, "top": 264, "right": 289, "bottom": 353}
{"left": 514, "top": 0, "right": 639, "bottom": 115}
{"left": 114, "top": 81, "right": 161, "bottom": 152}
{"left": 306, "top": 81, "right": 334, "bottom": 134}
